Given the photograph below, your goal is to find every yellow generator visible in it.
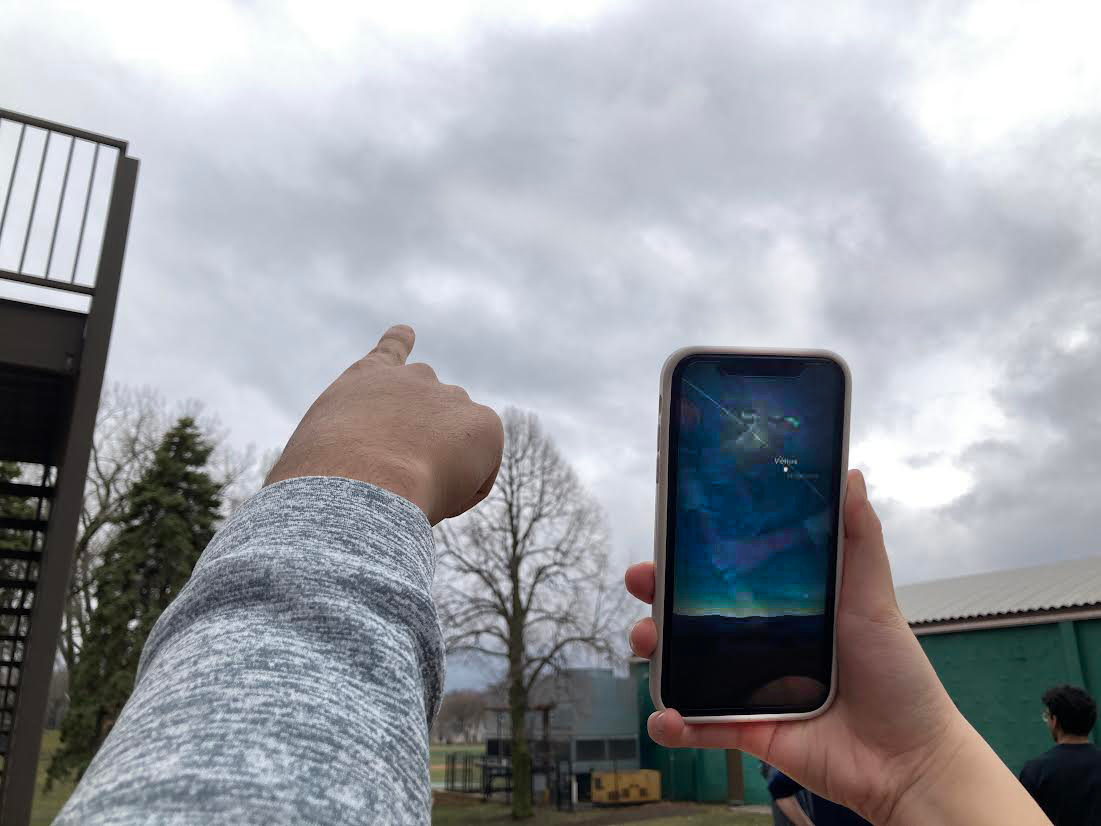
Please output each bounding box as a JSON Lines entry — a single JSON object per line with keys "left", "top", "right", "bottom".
{"left": 591, "top": 769, "right": 661, "bottom": 805}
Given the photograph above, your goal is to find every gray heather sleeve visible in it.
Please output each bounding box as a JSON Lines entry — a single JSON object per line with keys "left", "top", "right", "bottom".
{"left": 55, "top": 476, "right": 444, "bottom": 826}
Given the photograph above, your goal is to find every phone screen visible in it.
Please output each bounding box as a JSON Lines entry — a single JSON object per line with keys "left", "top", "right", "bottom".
{"left": 661, "top": 353, "right": 847, "bottom": 715}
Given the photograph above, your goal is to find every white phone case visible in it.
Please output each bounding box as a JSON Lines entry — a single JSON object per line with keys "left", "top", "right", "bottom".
{"left": 649, "top": 346, "right": 852, "bottom": 723}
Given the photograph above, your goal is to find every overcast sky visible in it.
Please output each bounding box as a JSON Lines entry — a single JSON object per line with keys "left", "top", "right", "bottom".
{"left": 3, "top": 1, "right": 1100, "bottom": 685}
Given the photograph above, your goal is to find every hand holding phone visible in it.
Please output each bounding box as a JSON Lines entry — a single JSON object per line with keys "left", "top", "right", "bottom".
{"left": 629, "top": 362, "right": 1051, "bottom": 823}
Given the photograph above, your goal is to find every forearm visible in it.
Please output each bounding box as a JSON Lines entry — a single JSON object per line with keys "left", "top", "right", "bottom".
{"left": 776, "top": 795, "right": 816, "bottom": 826}
{"left": 888, "top": 719, "right": 1051, "bottom": 826}
{"left": 56, "top": 477, "right": 444, "bottom": 826}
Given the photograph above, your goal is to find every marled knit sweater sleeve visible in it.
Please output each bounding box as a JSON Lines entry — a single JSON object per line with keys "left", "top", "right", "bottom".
{"left": 55, "top": 476, "right": 444, "bottom": 826}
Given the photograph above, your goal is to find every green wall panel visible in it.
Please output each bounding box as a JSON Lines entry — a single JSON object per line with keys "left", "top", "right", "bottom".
{"left": 1069, "top": 618, "right": 1101, "bottom": 740}
{"left": 667, "top": 750, "right": 697, "bottom": 800}
{"left": 742, "top": 756, "right": 770, "bottom": 805}
{"left": 919, "top": 622, "right": 1079, "bottom": 773}
{"left": 694, "top": 749, "right": 729, "bottom": 802}
{"left": 635, "top": 663, "right": 660, "bottom": 776}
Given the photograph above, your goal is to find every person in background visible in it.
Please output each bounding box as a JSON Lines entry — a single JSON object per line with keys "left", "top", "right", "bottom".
{"left": 768, "top": 767, "right": 871, "bottom": 826}
{"left": 1019, "top": 684, "right": 1101, "bottom": 826}
{"left": 56, "top": 325, "right": 1057, "bottom": 824}
{"left": 765, "top": 764, "right": 814, "bottom": 826}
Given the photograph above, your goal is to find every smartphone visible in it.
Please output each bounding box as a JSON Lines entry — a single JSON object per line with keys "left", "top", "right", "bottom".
{"left": 650, "top": 348, "right": 851, "bottom": 722}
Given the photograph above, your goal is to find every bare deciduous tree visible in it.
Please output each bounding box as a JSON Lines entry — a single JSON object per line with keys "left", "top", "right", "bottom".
{"left": 220, "top": 446, "right": 281, "bottom": 517}
{"left": 435, "top": 408, "right": 624, "bottom": 818}
{"left": 60, "top": 385, "right": 168, "bottom": 671}
{"left": 433, "top": 689, "right": 487, "bottom": 744}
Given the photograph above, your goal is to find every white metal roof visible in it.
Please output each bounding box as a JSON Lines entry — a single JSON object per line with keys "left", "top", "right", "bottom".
{"left": 895, "top": 555, "right": 1101, "bottom": 626}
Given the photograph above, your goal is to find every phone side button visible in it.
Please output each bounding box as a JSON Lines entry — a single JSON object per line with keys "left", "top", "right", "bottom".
{"left": 656, "top": 453, "right": 660, "bottom": 483}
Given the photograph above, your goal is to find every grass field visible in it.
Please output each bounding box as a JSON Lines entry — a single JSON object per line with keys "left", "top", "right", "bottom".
{"left": 430, "top": 743, "right": 485, "bottom": 785}
{"left": 431, "top": 794, "right": 771, "bottom": 826}
{"left": 31, "top": 730, "right": 75, "bottom": 826}
{"left": 635, "top": 813, "right": 771, "bottom": 826}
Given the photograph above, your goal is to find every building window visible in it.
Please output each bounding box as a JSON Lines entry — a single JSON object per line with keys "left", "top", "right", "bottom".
{"left": 575, "top": 738, "right": 607, "bottom": 761}
{"left": 608, "top": 738, "right": 637, "bottom": 760}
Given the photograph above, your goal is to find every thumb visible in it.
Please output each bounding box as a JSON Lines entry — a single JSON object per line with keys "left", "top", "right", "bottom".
{"left": 648, "top": 707, "right": 780, "bottom": 755}
{"left": 840, "top": 469, "right": 902, "bottom": 621}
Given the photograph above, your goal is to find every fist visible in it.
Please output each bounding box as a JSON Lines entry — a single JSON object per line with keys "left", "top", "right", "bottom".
{"left": 265, "top": 325, "right": 504, "bottom": 525}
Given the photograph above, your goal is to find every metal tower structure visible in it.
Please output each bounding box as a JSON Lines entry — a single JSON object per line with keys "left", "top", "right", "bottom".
{"left": 0, "top": 108, "right": 138, "bottom": 824}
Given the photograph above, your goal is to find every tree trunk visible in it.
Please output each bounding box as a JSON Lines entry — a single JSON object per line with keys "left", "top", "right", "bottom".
{"left": 509, "top": 675, "right": 531, "bottom": 817}
{"left": 509, "top": 612, "right": 532, "bottom": 818}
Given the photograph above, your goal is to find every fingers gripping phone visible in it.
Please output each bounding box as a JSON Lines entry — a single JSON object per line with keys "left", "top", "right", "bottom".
{"left": 651, "top": 348, "right": 851, "bottom": 722}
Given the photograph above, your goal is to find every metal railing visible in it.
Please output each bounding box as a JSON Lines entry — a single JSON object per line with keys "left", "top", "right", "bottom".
{"left": 0, "top": 107, "right": 139, "bottom": 825}
{"left": 0, "top": 109, "right": 128, "bottom": 298}
{"left": 443, "top": 751, "right": 482, "bottom": 793}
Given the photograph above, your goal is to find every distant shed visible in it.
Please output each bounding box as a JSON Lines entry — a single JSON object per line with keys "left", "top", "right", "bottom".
{"left": 897, "top": 555, "right": 1101, "bottom": 772}
{"left": 484, "top": 668, "right": 642, "bottom": 800}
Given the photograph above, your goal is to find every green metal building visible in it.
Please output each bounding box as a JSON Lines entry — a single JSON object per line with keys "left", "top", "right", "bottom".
{"left": 898, "top": 555, "right": 1101, "bottom": 772}
{"left": 633, "top": 555, "right": 1101, "bottom": 805}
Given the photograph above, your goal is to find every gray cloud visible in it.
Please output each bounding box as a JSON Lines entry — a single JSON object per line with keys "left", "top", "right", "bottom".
{"left": 3, "top": 2, "right": 1099, "bottom": 608}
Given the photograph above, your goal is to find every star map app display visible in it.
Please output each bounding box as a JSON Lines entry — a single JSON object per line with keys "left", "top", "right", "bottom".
{"left": 662, "top": 355, "right": 846, "bottom": 714}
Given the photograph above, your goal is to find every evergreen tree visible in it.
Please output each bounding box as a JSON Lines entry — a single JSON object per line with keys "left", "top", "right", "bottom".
{"left": 48, "top": 418, "right": 222, "bottom": 785}
{"left": 1, "top": 462, "right": 37, "bottom": 680}
{"left": 0, "top": 461, "right": 36, "bottom": 552}
{"left": 1, "top": 463, "right": 37, "bottom": 629}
